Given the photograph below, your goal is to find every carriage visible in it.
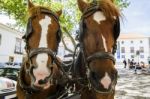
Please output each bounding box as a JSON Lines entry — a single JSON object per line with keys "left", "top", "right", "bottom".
{"left": 17, "top": 0, "right": 120, "bottom": 99}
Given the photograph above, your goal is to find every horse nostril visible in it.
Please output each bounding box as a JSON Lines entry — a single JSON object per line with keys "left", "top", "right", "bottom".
{"left": 38, "top": 79, "right": 47, "bottom": 85}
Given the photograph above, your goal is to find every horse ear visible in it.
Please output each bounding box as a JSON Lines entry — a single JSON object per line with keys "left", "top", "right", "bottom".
{"left": 56, "top": 10, "right": 62, "bottom": 17}
{"left": 77, "top": 0, "right": 88, "bottom": 13}
{"left": 111, "top": 0, "right": 114, "bottom": 3}
{"left": 28, "top": 0, "right": 34, "bottom": 8}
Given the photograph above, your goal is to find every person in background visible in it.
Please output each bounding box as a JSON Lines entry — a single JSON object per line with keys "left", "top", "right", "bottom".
{"left": 148, "top": 57, "right": 150, "bottom": 73}
{"left": 148, "top": 57, "right": 150, "bottom": 67}
{"left": 130, "top": 59, "right": 134, "bottom": 69}
{"left": 140, "top": 61, "right": 145, "bottom": 68}
{"left": 123, "top": 59, "right": 127, "bottom": 68}
{"left": 128, "top": 59, "right": 131, "bottom": 68}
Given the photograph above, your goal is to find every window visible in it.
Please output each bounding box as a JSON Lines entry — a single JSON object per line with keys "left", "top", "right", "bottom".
{"left": 131, "top": 55, "right": 134, "bottom": 58}
{"left": 121, "top": 47, "right": 125, "bottom": 53}
{"left": 139, "top": 47, "right": 144, "bottom": 53}
{"left": 121, "top": 55, "right": 125, "bottom": 58}
{"left": 130, "top": 47, "right": 134, "bottom": 53}
{"left": 9, "top": 56, "right": 14, "bottom": 63}
{"left": 0, "top": 34, "right": 1, "bottom": 45}
{"left": 140, "top": 55, "right": 144, "bottom": 58}
{"left": 131, "top": 41, "right": 134, "bottom": 43}
{"left": 14, "top": 38, "right": 22, "bottom": 54}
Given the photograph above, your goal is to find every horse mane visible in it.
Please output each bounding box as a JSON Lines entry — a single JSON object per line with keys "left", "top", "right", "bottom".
{"left": 28, "top": 6, "right": 52, "bottom": 17}
{"left": 97, "top": 0, "right": 120, "bottom": 19}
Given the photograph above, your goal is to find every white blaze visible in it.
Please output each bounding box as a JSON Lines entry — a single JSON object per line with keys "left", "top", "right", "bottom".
{"left": 33, "top": 16, "right": 52, "bottom": 80}
{"left": 113, "top": 16, "right": 117, "bottom": 20}
{"left": 93, "top": 11, "right": 106, "bottom": 24}
{"left": 93, "top": 11, "right": 107, "bottom": 52}
{"left": 101, "top": 34, "right": 108, "bottom": 52}
{"left": 39, "top": 16, "right": 51, "bottom": 47}
{"left": 100, "top": 72, "right": 112, "bottom": 89}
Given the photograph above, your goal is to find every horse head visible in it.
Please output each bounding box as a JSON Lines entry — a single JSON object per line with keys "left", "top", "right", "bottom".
{"left": 17, "top": 1, "right": 64, "bottom": 98}
{"left": 77, "top": 0, "right": 120, "bottom": 98}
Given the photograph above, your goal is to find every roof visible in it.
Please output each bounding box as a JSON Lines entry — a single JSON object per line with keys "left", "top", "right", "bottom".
{"left": 118, "top": 33, "right": 150, "bottom": 39}
{"left": 0, "top": 23, "right": 24, "bottom": 36}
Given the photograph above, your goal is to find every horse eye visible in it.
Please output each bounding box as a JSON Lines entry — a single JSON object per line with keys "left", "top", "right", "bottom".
{"left": 111, "top": 69, "right": 118, "bottom": 79}
{"left": 49, "top": 65, "right": 53, "bottom": 70}
{"left": 89, "top": 61, "right": 96, "bottom": 67}
{"left": 25, "top": 62, "right": 30, "bottom": 69}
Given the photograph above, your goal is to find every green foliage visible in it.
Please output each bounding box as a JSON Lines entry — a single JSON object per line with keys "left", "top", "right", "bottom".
{"left": 0, "top": 0, "right": 63, "bottom": 27}
{"left": 60, "top": 0, "right": 80, "bottom": 33}
{"left": 0, "top": 0, "right": 130, "bottom": 53}
{"left": 114, "top": 0, "right": 130, "bottom": 9}
{"left": 0, "top": 0, "right": 129, "bottom": 32}
{"left": 0, "top": 0, "right": 27, "bottom": 27}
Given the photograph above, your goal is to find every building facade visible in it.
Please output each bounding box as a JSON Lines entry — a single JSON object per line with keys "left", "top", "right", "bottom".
{"left": 115, "top": 33, "right": 150, "bottom": 64}
{"left": 57, "top": 36, "right": 76, "bottom": 61}
{"left": 0, "top": 23, "right": 25, "bottom": 63}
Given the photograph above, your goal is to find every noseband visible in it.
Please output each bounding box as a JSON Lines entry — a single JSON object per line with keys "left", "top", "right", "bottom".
{"left": 76, "top": 2, "right": 120, "bottom": 94}
{"left": 26, "top": 48, "right": 57, "bottom": 87}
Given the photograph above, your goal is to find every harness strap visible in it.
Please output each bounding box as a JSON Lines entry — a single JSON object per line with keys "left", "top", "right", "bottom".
{"left": 29, "top": 47, "right": 56, "bottom": 58}
{"left": 112, "top": 42, "right": 117, "bottom": 55}
{"left": 87, "top": 52, "right": 116, "bottom": 64}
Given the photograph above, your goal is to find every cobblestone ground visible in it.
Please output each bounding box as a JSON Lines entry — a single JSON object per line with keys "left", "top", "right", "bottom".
{"left": 115, "top": 65, "right": 150, "bottom": 99}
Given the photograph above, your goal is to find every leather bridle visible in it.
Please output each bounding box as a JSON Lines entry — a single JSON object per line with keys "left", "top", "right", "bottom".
{"left": 18, "top": 8, "right": 69, "bottom": 99}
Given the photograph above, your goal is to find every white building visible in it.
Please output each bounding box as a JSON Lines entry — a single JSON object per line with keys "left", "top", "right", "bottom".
{"left": 57, "top": 36, "right": 76, "bottom": 61}
{"left": 0, "top": 23, "right": 25, "bottom": 63}
{"left": 115, "top": 33, "right": 150, "bottom": 64}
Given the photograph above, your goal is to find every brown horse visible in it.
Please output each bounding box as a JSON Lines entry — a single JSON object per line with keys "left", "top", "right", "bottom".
{"left": 74, "top": 0, "right": 120, "bottom": 99}
{"left": 17, "top": 0, "right": 66, "bottom": 99}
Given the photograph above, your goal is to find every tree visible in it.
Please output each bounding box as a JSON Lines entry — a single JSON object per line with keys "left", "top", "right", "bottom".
{"left": 0, "top": 0, "right": 129, "bottom": 53}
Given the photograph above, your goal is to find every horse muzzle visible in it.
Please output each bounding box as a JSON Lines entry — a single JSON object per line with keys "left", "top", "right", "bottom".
{"left": 28, "top": 65, "right": 53, "bottom": 89}
{"left": 33, "top": 75, "right": 52, "bottom": 89}
{"left": 88, "top": 71, "right": 117, "bottom": 94}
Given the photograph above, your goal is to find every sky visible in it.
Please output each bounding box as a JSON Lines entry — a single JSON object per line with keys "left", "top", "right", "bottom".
{"left": 0, "top": 0, "right": 150, "bottom": 36}
{"left": 121, "top": 0, "right": 150, "bottom": 36}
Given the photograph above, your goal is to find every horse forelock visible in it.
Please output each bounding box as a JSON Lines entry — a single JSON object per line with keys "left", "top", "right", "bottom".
{"left": 28, "top": 6, "right": 51, "bottom": 18}
{"left": 97, "top": 0, "right": 120, "bottom": 20}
